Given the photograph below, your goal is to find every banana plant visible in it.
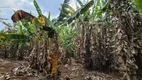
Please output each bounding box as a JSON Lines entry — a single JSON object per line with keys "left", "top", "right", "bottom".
{"left": 56, "top": 0, "right": 94, "bottom": 52}
{"left": 67, "top": 0, "right": 94, "bottom": 23}
{"left": 33, "top": 0, "right": 58, "bottom": 78}
{"left": 58, "top": 24, "right": 77, "bottom": 52}
{"left": 10, "top": 0, "right": 55, "bottom": 38}
{"left": 58, "top": 0, "right": 74, "bottom": 22}
{"left": 0, "top": 19, "right": 30, "bottom": 43}
{"left": 57, "top": 0, "right": 94, "bottom": 24}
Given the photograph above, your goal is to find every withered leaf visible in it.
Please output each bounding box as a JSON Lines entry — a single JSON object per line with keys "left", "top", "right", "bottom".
{"left": 11, "top": 10, "right": 35, "bottom": 22}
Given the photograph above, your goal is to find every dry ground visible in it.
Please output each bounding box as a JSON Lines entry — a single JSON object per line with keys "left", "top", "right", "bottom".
{"left": 0, "top": 58, "right": 121, "bottom": 80}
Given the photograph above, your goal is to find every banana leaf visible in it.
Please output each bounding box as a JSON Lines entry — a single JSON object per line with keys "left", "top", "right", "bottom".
{"left": 36, "top": 15, "right": 55, "bottom": 38}
{"left": 0, "top": 33, "right": 30, "bottom": 42}
{"left": 11, "top": 1, "right": 55, "bottom": 38}
{"left": 66, "top": 0, "right": 94, "bottom": 23}
{"left": 11, "top": 10, "right": 35, "bottom": 23}
{"left": 33, "top": 0, "right": 43, "bottom": 16}
{"left": 58, "top": 0, "right": 70, "bottom": 21}
{"left": 77, "top": 0, "right": 83, "bottom": 6}
{"left": 134, "top": 0, "right": 142, "bottom": 12}
{"left": 63, "top": 4, "right": 75, "bottom": 14}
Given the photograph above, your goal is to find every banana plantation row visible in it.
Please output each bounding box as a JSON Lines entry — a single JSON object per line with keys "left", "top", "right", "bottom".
{"left": 0, "top": 0, "right": 142, "bottom": 80}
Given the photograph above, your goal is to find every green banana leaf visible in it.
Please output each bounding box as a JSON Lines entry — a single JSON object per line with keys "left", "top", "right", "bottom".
{"left": 134, "top": 0, "right": 142, "bottom": 12}
{"left": 36, "top": 15, "right": 55, "bottom": 38}
{"left": 0, "top": 33, "right": 29, "bottom": 42}
{"left": 58, "top": 0, "right": 70, "bottom": 21}
{"left": 33, "top": 0, "right": 43, "bottom": 16}
{"left": 63, "top": 4, "right": 75, "bottom": 14}
{"left": 66, "top": 0, "right": 94, "bottom": 23}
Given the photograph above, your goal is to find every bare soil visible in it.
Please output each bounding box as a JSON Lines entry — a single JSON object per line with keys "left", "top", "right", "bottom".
{"left": 0, "top": 58, "right": 121, "bottom": 80}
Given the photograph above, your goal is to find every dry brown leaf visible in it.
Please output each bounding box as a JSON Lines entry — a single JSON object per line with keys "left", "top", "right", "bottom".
{"left": 11, "top": 10, "right": 35, "bottom": 22}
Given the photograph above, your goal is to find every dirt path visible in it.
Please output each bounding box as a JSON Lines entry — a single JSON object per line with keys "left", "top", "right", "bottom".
{"left": 0, "top": 58, "right": 40, "bottom": 80}
{"left": 59, "top": 58, "right": 121, "bottom": 80}
{"left": 0, "top": 58, "right": 121, "bottom": 80}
